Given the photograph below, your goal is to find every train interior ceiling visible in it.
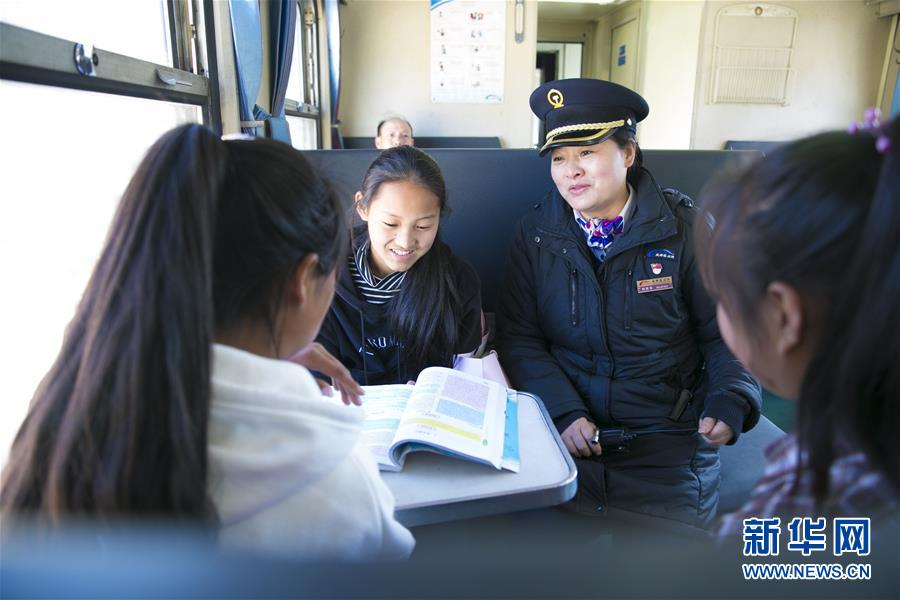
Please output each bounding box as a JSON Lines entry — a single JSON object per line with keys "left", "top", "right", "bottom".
{"left": 1, "top": 1, "right": 899, "bottom": 464}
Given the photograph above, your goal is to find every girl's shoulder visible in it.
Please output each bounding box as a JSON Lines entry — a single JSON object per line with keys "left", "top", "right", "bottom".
{"left": 210, "top": 344, "right": 361, "bottom": 425}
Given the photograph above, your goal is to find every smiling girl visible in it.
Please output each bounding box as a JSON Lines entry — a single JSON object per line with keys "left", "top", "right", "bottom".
{"left": 317, "top": 145, "right": 483, "bottom": 385}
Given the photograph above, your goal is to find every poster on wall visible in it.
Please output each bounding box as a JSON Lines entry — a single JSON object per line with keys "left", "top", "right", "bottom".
{"left": 430, "top": 0, "right": 506, "bottom": 103}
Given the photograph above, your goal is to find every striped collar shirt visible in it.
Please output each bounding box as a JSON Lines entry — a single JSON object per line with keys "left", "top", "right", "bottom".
{"left": 349, "top": 241, "right": 406, "bottom": 305}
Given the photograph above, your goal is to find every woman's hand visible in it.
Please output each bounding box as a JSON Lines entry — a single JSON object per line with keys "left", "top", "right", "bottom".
{"left": 698, "top": 417, "right": 734, "bottom": 446}
{"left": 561, "top": 417, "right": 602, "bottom": 457}
{"left": 289, "top": 343, "right": 364, "bottom": 406}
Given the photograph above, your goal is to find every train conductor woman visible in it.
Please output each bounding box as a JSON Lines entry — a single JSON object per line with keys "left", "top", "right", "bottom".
{"left": 496, "top": 79, "right": 762, "bottom": 528}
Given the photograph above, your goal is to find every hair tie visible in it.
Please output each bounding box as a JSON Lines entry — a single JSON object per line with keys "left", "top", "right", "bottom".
{"left": 849, "top": 107, "right": 891, "bottom": 155}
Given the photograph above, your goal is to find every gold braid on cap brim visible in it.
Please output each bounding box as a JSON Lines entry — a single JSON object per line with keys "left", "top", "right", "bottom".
{"left": 540, "top": 121, "right": 625, "bottom": 154}
{"left": 544, "top": 120, "right": 625, "bottom": 140}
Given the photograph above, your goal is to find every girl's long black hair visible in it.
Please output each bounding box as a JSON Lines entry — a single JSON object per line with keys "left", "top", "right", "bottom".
{"left": 356, "top": 145, "right": 463, "bottom": 374}
{"left": 1, "top": 124, "right": 346, "bottom": 521}
{"left": 696, "top": 117, "right": 900, "bottom": 508}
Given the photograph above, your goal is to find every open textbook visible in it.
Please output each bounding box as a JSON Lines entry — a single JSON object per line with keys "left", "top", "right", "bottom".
{"left": 352, "top": 366, "right": 520, "bottom": 473}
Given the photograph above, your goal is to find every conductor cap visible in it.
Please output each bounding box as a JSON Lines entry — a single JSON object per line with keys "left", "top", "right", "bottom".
{"left": 530, "top": 78, "right": 649, "bottom": 156}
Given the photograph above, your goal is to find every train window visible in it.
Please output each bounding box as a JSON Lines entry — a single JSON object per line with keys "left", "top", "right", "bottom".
{"left": 287, "top": 113, "right": 318, "bottom": 148}
{"left": 0, "top": 1, "right": 212, "bottom": 462}
{"left": 0, "top": 80, "right": 200, "bottom": 464}
{"left": 0, "top": 0, "right": 172, "bottom": 67}
{"left": 300, "top": 0, "right": 320, "bottom": 111}
{"left": 285, "top": 5, "right": 306, "bottom": 106}
{"left": 284, "top": 0, "right": 320, "bottom": 149}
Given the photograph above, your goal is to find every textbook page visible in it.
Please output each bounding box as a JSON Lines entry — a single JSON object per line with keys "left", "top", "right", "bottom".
{"left": 391, "top": 367, "right": 507, "bottom": 469}
{"left": 353, "top": 384, "right": 413, "bottom": 471}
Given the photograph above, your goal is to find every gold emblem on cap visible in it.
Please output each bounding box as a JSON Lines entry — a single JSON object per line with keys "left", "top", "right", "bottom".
{"left": 547, "top": 88, "right": 564, "bottom": 109}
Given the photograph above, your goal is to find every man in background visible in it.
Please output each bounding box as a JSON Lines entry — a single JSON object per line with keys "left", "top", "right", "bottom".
{"left": 374, "top": 117, "right": 414, "bottom": 149}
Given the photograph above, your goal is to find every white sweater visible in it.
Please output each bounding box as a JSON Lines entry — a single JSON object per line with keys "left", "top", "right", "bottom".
{"left": 207, "top": 344, "right": 414, "bottom": 560}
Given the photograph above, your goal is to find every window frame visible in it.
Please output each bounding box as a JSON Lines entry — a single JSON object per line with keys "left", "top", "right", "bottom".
{"left": 283, "top": 0, "right": 321, "bottom": 148}
{"left": 0, "top": 0, "right": 221, "bottom": 131}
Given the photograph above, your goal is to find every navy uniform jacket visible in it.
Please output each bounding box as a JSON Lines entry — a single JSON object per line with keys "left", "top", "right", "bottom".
{"left": 495, "top": 167, "right": 761, "bottom": 527}
{"left": 318, "top": 238, "right": 482, "bottom": 386}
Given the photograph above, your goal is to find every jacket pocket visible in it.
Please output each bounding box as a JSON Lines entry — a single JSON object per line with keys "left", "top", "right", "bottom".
{"left": 626, "top": 262, "right": 684, "bottom": 335}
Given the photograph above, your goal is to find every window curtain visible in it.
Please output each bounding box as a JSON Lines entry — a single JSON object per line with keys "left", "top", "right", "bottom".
{"left": 323, "top": 0, "right": 342, "bottom": 148}
{"left": 259, "top": 0, "right": 296, "bottom": 143}
{"left": 230, "top": 0, "right": 297, "bottom": 140}
{"left": 229, "top": 0, "right": 263, "bottom": 135}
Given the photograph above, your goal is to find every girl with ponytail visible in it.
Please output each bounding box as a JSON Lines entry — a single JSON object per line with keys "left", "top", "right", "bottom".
{"left": 0, "top": 124, "right": 414, "bottom": 559}
{"left": 696, "top": 113, "right": 900, "bottom": 533}
{"left": 318, "top": 145, "right": 483, "bottom": 385}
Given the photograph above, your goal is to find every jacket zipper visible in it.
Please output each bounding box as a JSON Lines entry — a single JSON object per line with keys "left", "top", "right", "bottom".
{"left": 597, "top": 263, "right": 615, "bottom": 424}
{"left": 624, "top": 267, "right": 634, "bottom": 331}
{"left": 569, "top": 268, "right": 578, "bottom": 326}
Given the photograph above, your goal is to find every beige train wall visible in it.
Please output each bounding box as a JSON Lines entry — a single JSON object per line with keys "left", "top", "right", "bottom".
{"left": 573, "top": 0, "right": 889, "bottom": 150}
{"left": 336, "top": 0, "right": 538, "bottom": 148}
{"left": 637, "top": 0, "right": 704, "bottom": 150}
{"left": 258, "top": 1, "right": 891, "bottom": 150}
{"left": 690, "top": 0, "right": 892, "bottom": 150}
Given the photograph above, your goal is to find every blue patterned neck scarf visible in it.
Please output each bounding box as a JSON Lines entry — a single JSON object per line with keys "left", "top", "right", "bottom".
{"left": 575, "top": 215, "right": 624, "bottom": 262}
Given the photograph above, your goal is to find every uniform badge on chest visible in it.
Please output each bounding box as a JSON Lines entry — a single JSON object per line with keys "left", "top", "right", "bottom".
{"left": 637, "top": 276, "right": 674, "bottom": 294}
{"left": 646, "top": 248, "right": 675, "bottom": 261}
{"left": 650, "top": 262, "right": 663, "bottom": 275}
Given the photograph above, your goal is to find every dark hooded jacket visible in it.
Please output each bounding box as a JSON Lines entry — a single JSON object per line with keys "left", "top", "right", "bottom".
{"left": 318, "top": 237, "right": 482, "bottom": 386}
{"left": 495, "top": 167, "right": 762, "bottom": 528}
